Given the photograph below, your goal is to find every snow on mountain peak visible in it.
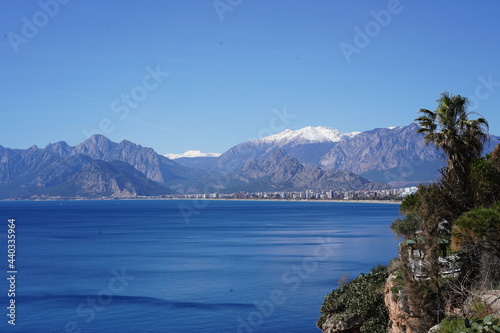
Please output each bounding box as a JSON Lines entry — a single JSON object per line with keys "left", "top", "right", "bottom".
{"left": 256, "top": 126, "right": 360, "bottom": 144}
{"left": 164, "top": 150, "right": 221, "bottom": 159}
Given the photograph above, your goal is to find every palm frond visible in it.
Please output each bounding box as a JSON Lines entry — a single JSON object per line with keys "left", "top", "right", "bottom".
{"left": 416, "top": 92, "right": 490, "bottom": 186}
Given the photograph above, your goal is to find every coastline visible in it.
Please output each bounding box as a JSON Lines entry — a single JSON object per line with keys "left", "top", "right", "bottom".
{"left": 163, "top": 198, "right": 402, "bottom": 205}
{"left": 0, "top": 197, "right": 401, "bottom": 205}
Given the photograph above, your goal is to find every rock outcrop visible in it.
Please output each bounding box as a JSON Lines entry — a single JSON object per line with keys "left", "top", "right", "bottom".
{"left": 320, "top": 313, "right": 362, "bottom": 333}
{"left": 385, "top": 274, "right": 412, "bottom": 333}
{"left": 482, "top": 290, "right": 500, "bottom": 314}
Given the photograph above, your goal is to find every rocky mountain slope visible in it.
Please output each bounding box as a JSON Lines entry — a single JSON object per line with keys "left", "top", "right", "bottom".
{"left": 175, "top": 124, "right": 499, "bottom": 186}
{"left": 0, "top": 135, "right": 389, "bottom": 199}
{"left": 223, "top": 149, "right": 390, "bottom": 193}
{"left": 6, "top": 122, "right": 495, "bottom": 199}
{"left": 215, "top": 126, "right": 359, "bottom": 171}
{"left": 0, "top": 135, "right": 217, "bottom": 199}
{"left": 0, "top": 144, "right": 168, "bottom": 199}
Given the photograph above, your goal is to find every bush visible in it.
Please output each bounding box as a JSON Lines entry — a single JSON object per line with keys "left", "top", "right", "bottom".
{"left": 437, "top": 315, "right": 500, "bottom": 333}
{"left": 439, "top": 315, "right": 466, "bottom": 333}
{"left": 318, "top": 265, "right": 389, "bottom": 333}
{"left": 452, "top": 203, "right": 500, "bottom": 261}
{"left": 390, "top": 213, "right": 422, "bottom": 240}
{"left": 463, "top": 315, "right": 500, "bottom": 332}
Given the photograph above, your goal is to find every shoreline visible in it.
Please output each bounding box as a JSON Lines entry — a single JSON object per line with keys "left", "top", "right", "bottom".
{"left": 0, "top": 197, "right": 401, "bottom": 205}
{"left": 173, "top": 198, "right": 402, "bottom": 204}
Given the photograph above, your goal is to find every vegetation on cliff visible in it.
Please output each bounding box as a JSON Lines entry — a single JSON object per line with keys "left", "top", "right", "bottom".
{"left": 317, "top": 265, "right": 389, "bottom": 333}
{"left": 318, "top": 92, "right": 499, "bottom": 333}
{"left": 391, "top": 93, "right": 500, "bottom": 332}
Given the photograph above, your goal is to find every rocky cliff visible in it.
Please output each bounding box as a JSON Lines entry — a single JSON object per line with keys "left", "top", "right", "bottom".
{"left": 384, "top": 274, "right": 415, "bottom": 333}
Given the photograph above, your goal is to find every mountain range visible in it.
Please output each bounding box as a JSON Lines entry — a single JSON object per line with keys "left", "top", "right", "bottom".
{"left": 175, "top": 123, "right": 499, "bottom": 187}
{"left": 0, "top": 124, "right": 498, "bottom": 199}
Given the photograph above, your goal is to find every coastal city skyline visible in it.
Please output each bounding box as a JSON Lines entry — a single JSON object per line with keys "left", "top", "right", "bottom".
{"left": 2, "top": 1, "right": 500, "bottom": 155}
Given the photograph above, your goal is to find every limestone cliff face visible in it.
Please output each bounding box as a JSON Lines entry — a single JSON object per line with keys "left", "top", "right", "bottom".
{"left": 384, "top": 274, "right": 427, "bottom": 333}
{"left": 385, "top": 274, "right": 409, "bottom": 333}
{"left": 320, "top": 313, "right": 362, "bottom": 333}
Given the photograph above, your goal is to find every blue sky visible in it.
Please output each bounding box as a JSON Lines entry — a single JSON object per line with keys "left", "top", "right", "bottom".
{"left": 1, "top": 0, "right": 500, "bottom": 154}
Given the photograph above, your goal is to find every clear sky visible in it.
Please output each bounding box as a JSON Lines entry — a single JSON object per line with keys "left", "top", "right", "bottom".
{"left": 1, "top": 0, "right": 500, "bottom": 155}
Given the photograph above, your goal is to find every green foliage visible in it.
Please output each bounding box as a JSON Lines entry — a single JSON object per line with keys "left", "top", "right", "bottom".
{"left": 371, "top": 263, "right": 388, "bottom": 274}
{"left": 380, "top": 95, "right": 496, "bottom": 332}
{"left": 462, "top": 315, "right": 500, "bottom": 332}
{"left": 404, "top": 277, "right": 443, "bottom": 330}
{"left": 438, "top": 315, "right": 467, "bottom": 333}
{"left": 452, "top": 203, "right": 500, "bottom": 259}
{"left": 471, "top": 298, "right": 489, "bottom": 316}
{"left": 390, "top": 182, "right": 462, "bottom": 330}
{"left": 415, "top": 92, "right": 489, "bottom": 190}
{"left": 389, "top": 269, "right": 405, "bottom": 300}
{"left": 416, "top": 92, "right": 489, "bottom": 214}
{"left": 470, "top": 156, "right": 500, "bottom": 207}
{"left": 321, "top": 97, "right": 496, "bottom": 333}
{"left": 318, "top": 265, "right": 389, "bottom": 333}
{"left": 390, "top": 213, "right": 421, "bottom": 239}
{"left": 400, "top": 192, "right": 422, "bottom": 214}
{"left": 438, "top": 315, "right": 500, "bottom": 333}
{"left": 393, "top": 183, "right": 455, "bottom": 243}
{"left": 491, "top": 144, "right": 500, "bottom": 168}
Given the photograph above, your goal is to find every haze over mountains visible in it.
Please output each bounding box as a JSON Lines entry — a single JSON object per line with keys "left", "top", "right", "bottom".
{"left": 1, "top": 124, "right": 498, "bottom": 199}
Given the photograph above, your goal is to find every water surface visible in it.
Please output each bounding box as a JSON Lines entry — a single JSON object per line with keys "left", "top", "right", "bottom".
{"left": 0, "top": 200, "right": 400, "bottom": 332}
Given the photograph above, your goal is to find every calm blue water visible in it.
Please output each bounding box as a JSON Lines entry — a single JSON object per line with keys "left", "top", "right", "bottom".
{"left": 0, "top": 200, "right": 399, "bottom": 333}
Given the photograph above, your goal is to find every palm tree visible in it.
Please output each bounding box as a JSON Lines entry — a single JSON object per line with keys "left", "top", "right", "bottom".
{"left": 415, "top": 92, "right": 489, "bottom": 193}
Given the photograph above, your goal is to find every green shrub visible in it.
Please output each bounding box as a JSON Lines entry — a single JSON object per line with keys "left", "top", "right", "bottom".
{"left": 439, "top": 315, "right": 466, "bottom": 333}
{"left": 463, "top": 315, "right": 500, "bottom": 333}
{"left": 317, "top": 265, "right": 389, "bottom": 333}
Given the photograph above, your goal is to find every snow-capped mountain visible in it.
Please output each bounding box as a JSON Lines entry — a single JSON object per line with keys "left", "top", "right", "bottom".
{"left": 216, "top": 126, "right": 362, "bottom": 171}
{"left": 214, "top": 124, "right": 499, "bottom": 186}
{"left": 256, "top": 126, "right": 360, "bottom": 145}
{"left": 164, "top": 150, "right": 221, "bottom": 159}
{"left": 2, "top": 125, "right": 498, "bottom": 199}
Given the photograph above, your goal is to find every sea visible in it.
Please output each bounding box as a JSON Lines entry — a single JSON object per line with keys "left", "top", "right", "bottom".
{"left": 0, "top": 199, "right": 400, "bottom": 333}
